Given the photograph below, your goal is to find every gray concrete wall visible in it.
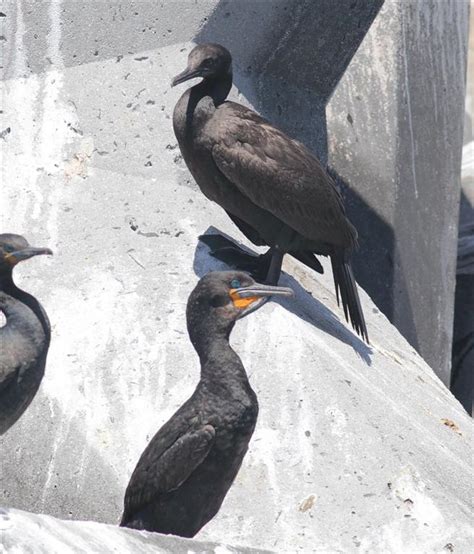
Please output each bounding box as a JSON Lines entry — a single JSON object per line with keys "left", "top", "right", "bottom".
{"left": 326, "top": 0, "right": 469, "bottom": 387}
{"left": 452, "top": 8, "right": 474, "bottom": 414}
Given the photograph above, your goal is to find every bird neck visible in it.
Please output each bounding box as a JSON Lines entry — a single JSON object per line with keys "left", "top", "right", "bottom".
{"left": 205, "top": 69, "right": 233, "bottom": 105}
{"left": 194, "top": 330, "right": 249, "bottom": 384}
{"left": 194, "top": 69, "right": 233, "bottom": 106}
{"left": 0, "top": 269, "right": 50, "bottom": 341}
{"left": 174, "top": 70, "right": 232, "bottom": 145}
{"left": 0, "top": 270, "right": 15, "bottom": 294}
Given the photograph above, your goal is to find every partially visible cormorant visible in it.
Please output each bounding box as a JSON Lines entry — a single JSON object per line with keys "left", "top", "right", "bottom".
{"left": 172, "top": 43, "right": 368, "bottom": 342}
{"left": 0, "top": 234, "right": 52, "bottom": 434}
{"left": 120, "top": 271, "right": 293, "bottom": 537}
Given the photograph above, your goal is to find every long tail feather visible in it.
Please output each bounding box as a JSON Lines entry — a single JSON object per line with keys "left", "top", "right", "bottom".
{"left": 330, "top": 253, "right": 369, "bottom": 343}
{"left": 290, "top": 250, "right": 324, "bottom": 274}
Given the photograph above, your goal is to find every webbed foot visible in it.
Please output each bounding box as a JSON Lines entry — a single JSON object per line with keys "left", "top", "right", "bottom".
{"left": 199, "top": 234, "right": 271, "bottom": 281}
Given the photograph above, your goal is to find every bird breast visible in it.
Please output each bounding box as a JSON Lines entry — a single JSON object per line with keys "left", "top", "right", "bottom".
{"left": 213, "top": 392, "right": 258, "bottom": 448}
{"left": 0, "top": 296, "right": 47, "bottom": 387}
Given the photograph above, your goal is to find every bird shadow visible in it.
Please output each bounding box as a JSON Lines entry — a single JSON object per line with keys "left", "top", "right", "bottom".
{"left": 193, "top": 226, "right": 373, "bottom": 366}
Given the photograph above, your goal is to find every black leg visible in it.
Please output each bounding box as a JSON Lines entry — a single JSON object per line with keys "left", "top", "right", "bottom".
{"left": 265, "top": 248, "right": 284, "bottom": 285}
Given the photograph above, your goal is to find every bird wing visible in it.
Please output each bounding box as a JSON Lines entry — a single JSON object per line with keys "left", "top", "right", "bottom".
{"left": 224, "top": 210, "right": 268, "bottom": 246}
{"left": 123, "top": 424, "right": 215, "bottom": 520}
{"left": 210, "top": 103, "right": 356, "bottom": 248}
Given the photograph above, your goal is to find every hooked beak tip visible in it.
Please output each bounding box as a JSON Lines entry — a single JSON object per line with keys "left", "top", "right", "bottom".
{"left": 10, "top": 247, "right": 53, "bottom": 263}
{"left": 29, "top": 247, "right": 53, "bottom": 257}
{"left": 171, "top": 68, "right": 202, "bottom": 88}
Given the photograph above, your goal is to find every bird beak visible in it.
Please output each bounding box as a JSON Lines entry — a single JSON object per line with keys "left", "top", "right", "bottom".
{"left": 5, "top": 247, "right": 53, "bottom": 265}
{"left": 230, "top": 283, "right": 294, "bottom": 319}
{"left": 171, "top": 67, "right": 203, "bottom": 87}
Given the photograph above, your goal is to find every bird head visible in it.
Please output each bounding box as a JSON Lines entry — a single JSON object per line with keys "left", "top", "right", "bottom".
{"left": 0, "top": 234, "right": 52, "bottom": 273}
{"left": 171, "top": 43, "right": 232, "bottom": 87}
{"left": 186, "top": 271, "right": 293, "bottom": 347}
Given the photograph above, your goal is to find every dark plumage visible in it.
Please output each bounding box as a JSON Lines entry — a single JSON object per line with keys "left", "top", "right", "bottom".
{"left": 0, "top": 234, "right": 52, "bottom": 434}
{"left": 120, "top": 271, "right": 293, "bottom": 537}
{"left": 172, "top": 43, "right": 368, "bottom": 342}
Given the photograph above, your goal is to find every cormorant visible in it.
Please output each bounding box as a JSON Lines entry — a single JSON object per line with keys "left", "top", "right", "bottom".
{"left": 120, "top": 270, "right": 293, "bottom": 537}
{"left": 172, "top": 43, "right": 369, "bottom": 342}
{"left": 0, "top": 234, "right": 52, "bottom": 434}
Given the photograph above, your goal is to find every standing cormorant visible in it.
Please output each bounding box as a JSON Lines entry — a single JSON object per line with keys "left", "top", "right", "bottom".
{"left": 120, "top": 270, "right": 293, "bottom": 537}
{"left": 172, "top": 43, "right": 368, "bottom": 342}
{"left": 0, "top": 234, "right": 52, "bottom": 434}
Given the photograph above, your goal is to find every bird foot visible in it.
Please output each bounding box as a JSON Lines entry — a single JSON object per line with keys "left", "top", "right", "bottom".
{"left": 199, "top": 234, "right": 270, "bottom": 281}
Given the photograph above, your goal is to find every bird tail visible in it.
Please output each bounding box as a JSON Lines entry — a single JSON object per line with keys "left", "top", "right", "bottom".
{"left": 290, "top": 250, "right": 324, "bottom": 274}
{"left": 119, "top": 511, "right": 137, "bottom": 528}
{"left": 330, "top": 251, "right": 369, "bottom": 343}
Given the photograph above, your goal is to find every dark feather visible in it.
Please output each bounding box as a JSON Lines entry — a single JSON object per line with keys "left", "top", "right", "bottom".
{"left": 331, "top": 251, "right": 369, "bottom": 343}
{"left": 121, "top": 423, "right": 215, "bottom": 525}
{"left": 290, "top": 251, "right": 324, "bottom": 274}
{"left": 209, "top": 102, "right": 357, "bottom": 249}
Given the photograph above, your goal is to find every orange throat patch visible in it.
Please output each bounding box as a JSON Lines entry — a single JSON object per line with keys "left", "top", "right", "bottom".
{"left": 229, "top": 289, "right": 259, "bottom": 309}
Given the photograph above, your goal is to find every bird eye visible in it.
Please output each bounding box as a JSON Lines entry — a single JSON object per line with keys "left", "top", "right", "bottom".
{"left": 230, "top": 279, "right": 241, "bottom": 289}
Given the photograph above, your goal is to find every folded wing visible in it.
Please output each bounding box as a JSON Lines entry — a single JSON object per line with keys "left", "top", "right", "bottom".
{"left": 122, "top": 424, "right": 215, "bottom": 523}
{"left": 210, "top": 103, "right": 357, "bottom": 249}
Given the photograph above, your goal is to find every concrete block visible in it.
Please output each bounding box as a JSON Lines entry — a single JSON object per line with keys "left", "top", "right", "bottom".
{"left": 325, "top": 0, "right": 469, "bottom": 386}
{"left": 0, "top": 507, "right": 270, "bottom": 554}
{"left": 451, "top": 9, "right": 473, "bottom": 414}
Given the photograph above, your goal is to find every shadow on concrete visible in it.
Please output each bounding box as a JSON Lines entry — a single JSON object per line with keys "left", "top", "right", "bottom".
{"left": 328, "top": 168, "right": 420, "bottom": 352}
{"left": 196, "top": 0, "right": 384, "bottom": 163}
{"left": 196, "top": 0, "right": 384, "bottom": 100}
{"left": 193, "top": 227, "right": 373, "bottom": 366}
{"left": 328, "top": 168, "right": 394, "bottom": 321}
{"left": 452, "top": 190, "right": 474, "bottom": 414}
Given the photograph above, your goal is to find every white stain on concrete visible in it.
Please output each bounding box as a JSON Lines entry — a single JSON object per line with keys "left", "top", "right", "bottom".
{"left": 359, "top": 466, "right": 464, "bottom": 553}
{"left": 3, "top": 0, "right": 40, "bottom": 230}
{"left": 324, "top": 405, "right": 347, "bottom": 438}
{"left": 2, "top": 0, "right": 82, "bottom": 248}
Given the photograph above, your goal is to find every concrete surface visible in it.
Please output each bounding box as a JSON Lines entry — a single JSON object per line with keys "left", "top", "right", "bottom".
{"left": 0, "top": 507, "right": 271, "bottom": 554}
{"left": 325, "top": 0, "right": 469, "bottom": 387}
{"left": 0, "top": 1, "right": 473, "bottom": 553}
{"left": 451, "top": 6, "right": 473, "bottom": 415}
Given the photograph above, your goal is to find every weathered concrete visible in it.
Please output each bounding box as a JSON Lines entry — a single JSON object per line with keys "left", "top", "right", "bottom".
{"left": 325, "top": 0, "right": 469, "bottom": 387}
{"left": 451, "top": 7, "right": 473, "bottom": 415}
{"left": 0, "top": 507, "right": 270, "bottom": 554}
{"left": 0, "top": 1, "right": 472, "bottom": 552}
